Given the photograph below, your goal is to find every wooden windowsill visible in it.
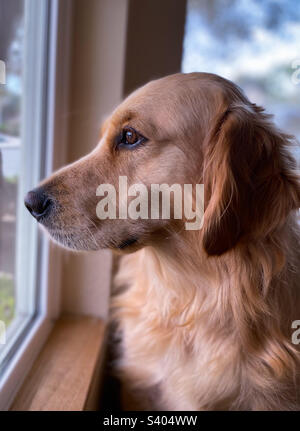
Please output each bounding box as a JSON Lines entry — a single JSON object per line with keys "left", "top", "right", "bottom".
{"left": 11, "top": 315, "right": 107, "bottom": 411}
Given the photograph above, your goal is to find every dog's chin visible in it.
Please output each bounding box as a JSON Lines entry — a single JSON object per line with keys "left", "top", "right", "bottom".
{"left": 44, "top": 225, "right": 142, "bottom": 253}
{"left": 43, "top": 227, "right": 101, "bottom": 252}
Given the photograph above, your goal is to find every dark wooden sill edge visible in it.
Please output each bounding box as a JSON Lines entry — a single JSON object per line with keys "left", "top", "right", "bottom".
{"left": 11, "top": 314, "right": 107, "bottom": 411}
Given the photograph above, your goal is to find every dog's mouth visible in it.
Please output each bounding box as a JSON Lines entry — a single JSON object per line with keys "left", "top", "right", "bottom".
{"left": 117, "top": 237, "right": 139, "bottom": 250}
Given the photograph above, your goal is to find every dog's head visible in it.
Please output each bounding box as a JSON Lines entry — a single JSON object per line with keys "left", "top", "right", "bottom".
{"left": 25, "top": 73, "right": 300, "bottom": 254}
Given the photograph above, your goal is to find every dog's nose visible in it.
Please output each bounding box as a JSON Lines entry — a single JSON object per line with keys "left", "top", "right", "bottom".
{"left": 24, "top": 188, "right": 53, "bottom": 220}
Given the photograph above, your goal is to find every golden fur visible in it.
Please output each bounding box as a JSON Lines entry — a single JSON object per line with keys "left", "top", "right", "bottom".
{"left": 33, "top": 73, "right": 300, "bottom": 410}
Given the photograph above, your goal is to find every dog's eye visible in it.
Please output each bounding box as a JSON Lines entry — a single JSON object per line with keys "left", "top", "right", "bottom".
{"left": 118, "top": 127, "right": 146, "bottom": 149}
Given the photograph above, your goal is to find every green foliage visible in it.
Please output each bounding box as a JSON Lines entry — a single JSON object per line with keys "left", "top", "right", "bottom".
{"left": 0, "top": 273, "right": 15, "bottom": 327}
{"left": 4, "top": 175, "right": 18, "bottom": 184}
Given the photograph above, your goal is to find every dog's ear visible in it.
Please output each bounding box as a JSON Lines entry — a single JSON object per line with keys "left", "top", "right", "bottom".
{"left": 202, "top": 104, "right": 300, "bottom": 256}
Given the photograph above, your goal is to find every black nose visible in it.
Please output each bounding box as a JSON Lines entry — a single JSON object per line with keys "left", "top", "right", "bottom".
{"left": 24, "top": 188, "right": 52, "bottom": 221}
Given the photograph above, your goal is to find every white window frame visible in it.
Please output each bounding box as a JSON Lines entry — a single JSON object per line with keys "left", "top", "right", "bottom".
{"left": 0, "top": 0, "right": 71, "bottom": 410}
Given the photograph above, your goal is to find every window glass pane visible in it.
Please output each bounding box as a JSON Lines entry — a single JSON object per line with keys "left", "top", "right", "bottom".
{"left": 0, "top": 0, "right": 24, "bottom": 329}
{"left": 182, "top": 0, "right": 300, "bottom": 161}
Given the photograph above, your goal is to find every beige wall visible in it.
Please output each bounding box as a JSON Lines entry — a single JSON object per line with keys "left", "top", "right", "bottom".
{"left": 60, "top": 0, "right": 128, "bottom": 318}
{"left": 67, "top": 0, "right": 128, "bottom": 161}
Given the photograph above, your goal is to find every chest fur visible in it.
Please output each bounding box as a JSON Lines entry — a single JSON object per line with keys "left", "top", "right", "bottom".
{"left": 113, "top": 252, "right": 241, "bottom": 409}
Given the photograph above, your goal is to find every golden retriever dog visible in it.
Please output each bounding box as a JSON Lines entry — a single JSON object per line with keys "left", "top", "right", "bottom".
{"left": 25, "top": 73, "right": 300, "bottom": 410}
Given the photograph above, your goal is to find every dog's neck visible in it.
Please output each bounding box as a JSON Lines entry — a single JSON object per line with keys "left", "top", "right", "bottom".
{"left": 114, "top": 217, "right": 299, "bottom": 385}
{"left": 119, "top": 217, "right": 299, "bottom": 341}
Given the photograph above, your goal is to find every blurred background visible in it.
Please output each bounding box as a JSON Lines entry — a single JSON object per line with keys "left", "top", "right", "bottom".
{"left": 0, "top": 0, "right": 299, "bottom": 410}
{"left": 183, "top": 0, "right": 300, "bottom": 148}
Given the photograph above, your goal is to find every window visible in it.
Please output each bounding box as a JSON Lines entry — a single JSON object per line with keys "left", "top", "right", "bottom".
{"left": 0, "top": 0, "right": 68, "bottom": 409}
{"left": 0, "top": 1, "right": 23, "bottom": 334}
{"left": 182, "top": 0, "right": 300, "bottom": 162}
